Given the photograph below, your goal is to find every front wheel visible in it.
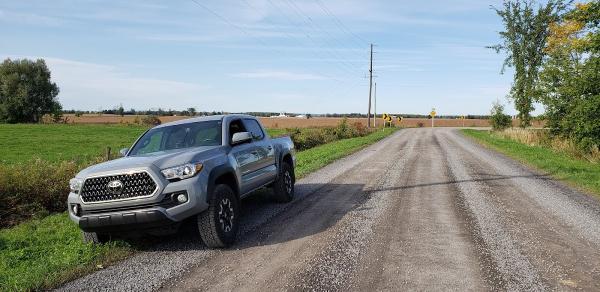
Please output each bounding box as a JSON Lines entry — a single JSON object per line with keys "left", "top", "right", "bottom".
{"left": 272, "top": 161, "right": 295, "bottom": 203}
{"left": 197, "top": 184, "right": 239, "bottom": 248}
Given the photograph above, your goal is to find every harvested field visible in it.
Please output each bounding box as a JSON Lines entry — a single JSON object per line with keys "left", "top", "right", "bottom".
{"left": 63, "top": 114, "right": 544, "bottom": 128}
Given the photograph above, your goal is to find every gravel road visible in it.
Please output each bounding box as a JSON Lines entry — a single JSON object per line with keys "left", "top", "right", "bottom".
{"left": 58, "top": 128, "right": 600, "bottom": 291}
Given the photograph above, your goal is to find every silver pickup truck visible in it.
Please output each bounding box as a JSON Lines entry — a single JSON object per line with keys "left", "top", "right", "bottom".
{"left": 67, "top": 114, "right": 295, "bottom": 248}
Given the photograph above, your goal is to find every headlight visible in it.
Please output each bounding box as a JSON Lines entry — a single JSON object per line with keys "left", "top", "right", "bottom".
{"left": 69, "top": 178, "right": 83, "bottom": 194}
{"left": 161, "top": 163, "right": 203, "bottom": 181}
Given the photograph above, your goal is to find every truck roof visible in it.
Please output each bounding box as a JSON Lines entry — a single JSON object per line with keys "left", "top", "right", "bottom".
{"left": 154, "top": 114, "right": 256, "bottom": 129}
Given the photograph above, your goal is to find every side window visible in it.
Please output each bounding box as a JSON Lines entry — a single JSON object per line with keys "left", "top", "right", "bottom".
{"left": 229, "top": 119, "right": 247, "bottom": 142}
{"left": 242, "top": 119, "right": 265, "bottom": 140}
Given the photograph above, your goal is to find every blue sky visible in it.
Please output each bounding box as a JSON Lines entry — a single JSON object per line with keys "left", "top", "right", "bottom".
{"left": 0, "top": 0, "right": 535, "bottom": 115}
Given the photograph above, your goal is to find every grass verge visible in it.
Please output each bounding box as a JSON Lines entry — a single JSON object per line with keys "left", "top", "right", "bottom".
{"left": 0, "top": 127, "right": 398, "bottom": 291}
{"left": 295, "top": 128, "right": 398, "bottom": 178}
{"left": 0, "top": 213, "right": 132, "bottom": 291}
{"left": 462, "top": 129, "right": 600, "bottom": 195}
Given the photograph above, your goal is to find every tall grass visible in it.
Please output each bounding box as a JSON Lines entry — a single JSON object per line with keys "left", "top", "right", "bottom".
{"left": 492, "top": 128, "right": 600, "bottom": 163}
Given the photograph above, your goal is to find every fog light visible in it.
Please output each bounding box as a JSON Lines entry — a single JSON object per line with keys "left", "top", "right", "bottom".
{"left": 71, "top": 204, "right": 81, "bottom": 216}
{"left": 176, "top": 194, "right": 188, "bottom": 203}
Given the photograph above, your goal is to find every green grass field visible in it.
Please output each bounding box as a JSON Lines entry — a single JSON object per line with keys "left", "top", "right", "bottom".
{"left": 0, "top": 124, "right": 286, "bottom": 164}
{"left": 462, "top": 129, "right": 600, "bottom": 196}
{"left": 0, "top": 124, "right": 148, "bottom": 164}
{"left": 0, "top": 126, "right": 398, "bottom": 291}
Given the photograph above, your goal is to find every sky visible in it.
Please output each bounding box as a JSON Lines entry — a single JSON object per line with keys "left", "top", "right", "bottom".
{"left": 0, "top": 0, "right": 539, "bottom": 116}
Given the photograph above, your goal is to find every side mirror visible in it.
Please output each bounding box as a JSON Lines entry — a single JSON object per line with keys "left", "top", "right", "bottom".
{"left": 231, "top": 132, "right": 253, "bottom": 145}
{"left": 119, "top": 148, "right": 129, "bottom": 157}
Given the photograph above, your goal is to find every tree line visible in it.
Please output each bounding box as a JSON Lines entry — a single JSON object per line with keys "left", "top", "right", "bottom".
{"left": 491, "top": 0, "right": 599, "bottom": 151}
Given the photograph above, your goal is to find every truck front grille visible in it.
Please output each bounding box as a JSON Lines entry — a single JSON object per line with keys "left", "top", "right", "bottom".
{"left": 80, "top": 172, "right": 158, "bottom": 203}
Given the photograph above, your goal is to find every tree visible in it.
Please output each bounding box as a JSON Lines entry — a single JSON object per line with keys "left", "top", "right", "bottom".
{"left": 539, "top": 1, "right": 600, "bottom": 150}
{"left": 489, "top": 0, "right": 569, "bottom": 128}
{"left": 187, "top": 107, "right": 196, "bottom": 116}
{"left": 0, "top": 58, "right": 60, "bottom": 123}
{"left": 116, "top": 104, "right": 125, "bottom": 117}
{"left": 490, "top": 100, "right": 512, "bottom": 131}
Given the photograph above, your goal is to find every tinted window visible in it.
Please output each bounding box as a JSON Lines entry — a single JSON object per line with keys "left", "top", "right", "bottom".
{"left": 129, "top": 121, "right": 222, "bottom": 156}
{"left": 242, "top": 119, "right": 264, "bottom": 140}
{"left": 229, "top": 119, "right": 247, "bottom": 141}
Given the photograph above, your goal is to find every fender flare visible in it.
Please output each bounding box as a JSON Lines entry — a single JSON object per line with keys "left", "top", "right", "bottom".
{"left": 206, "top": 164, "right": 239, "bottom": 203}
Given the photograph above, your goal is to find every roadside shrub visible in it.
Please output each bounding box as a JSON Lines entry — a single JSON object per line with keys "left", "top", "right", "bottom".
{"left": 490, "top": 101, "right": 512, "bottom": 131}
{"left": 288, "top": 120, "right": 373, "bottom": 151}
{"left": 351, "top": 122, "right": 368, "bottom": 136}
{"left": 0, "top": 160, "right": 77, "bottom": 227}
{"left": 141, "top": 115, "right": 161, "bottom": 126}
{"left": 562, "top": 96, "right": 600, "bottom": 152}
{"left": 290, "top": 128, "right": 336, "bottom": 151}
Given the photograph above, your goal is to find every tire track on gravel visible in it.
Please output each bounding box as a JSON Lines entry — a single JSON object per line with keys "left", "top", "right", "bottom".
{"left": 438, "top": 130, "right": 546, "bottom": 291}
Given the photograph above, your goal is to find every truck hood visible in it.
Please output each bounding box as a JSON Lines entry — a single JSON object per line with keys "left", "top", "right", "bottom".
{"left": 77, "top": 146, "right": 223, "bottom": 178}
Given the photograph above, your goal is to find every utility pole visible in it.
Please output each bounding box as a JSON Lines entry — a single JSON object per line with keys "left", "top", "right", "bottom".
{"left": 367, "top": 43, "right": 373, "bottom": 128}
{"left": 374, "top": 82, "right": 377, "bottom": 128}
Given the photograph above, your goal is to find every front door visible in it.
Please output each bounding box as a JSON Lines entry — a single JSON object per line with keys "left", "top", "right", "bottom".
{"left": 228, "top": 119, "right": 262, "bottom": 194}
{"left": 242, "top": 119, "right": 277, "bottom": 184}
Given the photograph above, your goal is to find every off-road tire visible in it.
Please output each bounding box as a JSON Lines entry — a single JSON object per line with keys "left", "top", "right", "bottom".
{"left": 82, "top": 231, "right": 111, "bottom": 244}
{"left": 197, "top": 184, "right": 239, "bottom": 248}
{"left": 272, "top": 161, "right": 295, "bottom": 203}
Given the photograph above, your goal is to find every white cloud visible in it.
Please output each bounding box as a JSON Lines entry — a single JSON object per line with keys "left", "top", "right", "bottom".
{"left": 1, "top": 56, "right": 210, "bottom": 110}
{"left": 231, "top": 70, "right": 326, "bottom": 81}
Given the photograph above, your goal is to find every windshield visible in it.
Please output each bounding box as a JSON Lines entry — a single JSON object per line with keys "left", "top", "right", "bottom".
{"left": 129, "top": 120, "right": 222, "bottom": 156}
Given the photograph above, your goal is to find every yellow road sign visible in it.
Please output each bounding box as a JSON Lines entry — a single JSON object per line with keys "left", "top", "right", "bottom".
{"left": 397, "top": 116, "right": 403, "bottom": 123}
{"left": 382, "top": 113, "right": 392, "bottom": 122}
{"left": 430, "top": 111, "right": 436, "bottom": 117}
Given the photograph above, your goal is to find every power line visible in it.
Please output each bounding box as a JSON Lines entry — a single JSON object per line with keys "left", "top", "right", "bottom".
{"left": 190, "top": 0, "right": 359, "bottom": 85}
{"left": 281, "top": 0, "right": 367, "bottom": 72}
{"left": 368, "top": 43, "right": 374, "bottom": 128}
{"left": 284, "top": 0, "right": 367, "bottom": 63}
{"left": 313, "top": 0, "right": 369, "bottom": 50}
{"left": 255, "top": 0, "right": 366, "bottom": 78}
{"left": 188, "top": 0, "right": 371, "bottom": 106}
{"left": 237, "top": 0, "right": 361, "bottom": 82}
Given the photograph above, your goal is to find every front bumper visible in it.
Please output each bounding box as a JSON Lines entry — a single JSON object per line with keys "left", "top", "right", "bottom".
{"left": 79, "top": 208, "right": 174, "bottom": 233}
{"left": 68, "top": 167, "right": 211, "bottom": 233}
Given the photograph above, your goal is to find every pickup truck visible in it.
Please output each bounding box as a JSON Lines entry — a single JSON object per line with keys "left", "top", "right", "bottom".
{"left": 67, "top": 114, "right": 295, "bottom": 248}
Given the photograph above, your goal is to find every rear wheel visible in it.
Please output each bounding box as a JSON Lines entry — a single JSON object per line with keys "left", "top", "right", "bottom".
{"left": 82, "top": 231, "right": 111, "bottom": 244}
{"left": 272, "top": 161, "right": 295, "bottom": 203}
{"left": 197, "top": 184, "right": 239, "bottom": 248}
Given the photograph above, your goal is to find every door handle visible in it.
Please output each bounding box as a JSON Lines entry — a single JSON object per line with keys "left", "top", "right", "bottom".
{"left": 267, "top": 146, "right": 273, "bottom": 151}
